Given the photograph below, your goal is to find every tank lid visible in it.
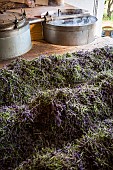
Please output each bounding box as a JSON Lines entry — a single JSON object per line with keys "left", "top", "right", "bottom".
{"left": 0, "top": 11, "right": 26, "bottom": 31}
{"left": 47, "top": 15, "right": 97, "bottom": 27}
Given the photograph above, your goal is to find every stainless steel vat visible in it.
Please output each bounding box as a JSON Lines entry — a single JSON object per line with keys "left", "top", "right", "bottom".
{"left": 43, "top": 15, "right": 97, "bottom": 46}
{"left": 0, "top": 11, "right": 32, "bottom": 61}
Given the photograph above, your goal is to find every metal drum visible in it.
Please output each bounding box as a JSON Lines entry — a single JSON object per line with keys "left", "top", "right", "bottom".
{"left": 0, "top": 11, "right": 32, "bottom": 60}
{"left": 43, "top": 15, "right": 97, "bottom": 46}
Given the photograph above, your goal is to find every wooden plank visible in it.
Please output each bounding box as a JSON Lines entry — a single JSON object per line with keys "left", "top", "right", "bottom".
{"left": 8, "top": 3, "right": 76, "bottom": 18}
{"left": 10, "top": 0, "right": 25, "bottom": 3}
{"left": 0, "top": 0, "right": 8, "bottom": 2}
{"left": 35, "top": 0, "right": 48, "bottom": 6}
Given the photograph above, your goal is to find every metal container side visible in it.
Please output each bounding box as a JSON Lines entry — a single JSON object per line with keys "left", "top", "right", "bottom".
{"left": 43, "top": 16, "right": 97, "bottom": 46}
{"left": 0, "top": 23, "right": 32, "bottom": 60}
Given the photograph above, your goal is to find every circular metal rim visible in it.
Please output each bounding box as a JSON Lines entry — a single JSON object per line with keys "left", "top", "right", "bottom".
{"left": 0, "top": 11, "right": 26, "bottom": 31}
{"left": 43, "top": 22, "right": 97, "bottom": 32}
{"left": 44, "top": 16, "right": 98, "bottom": 29}
{"left": 0, "top": 22, "right": 29, "bottom": 38}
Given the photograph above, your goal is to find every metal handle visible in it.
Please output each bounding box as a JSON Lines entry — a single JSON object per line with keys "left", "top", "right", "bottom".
{"left": 28, "top": 12, "right": 91, "bottom": 25}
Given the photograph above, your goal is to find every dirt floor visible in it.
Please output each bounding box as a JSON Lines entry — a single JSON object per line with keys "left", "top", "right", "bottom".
{"left": 0, "top": 36, "right": 113, "bottom": 68}
{"left": 22, "top": 37, "right": 113, "bottom": 59}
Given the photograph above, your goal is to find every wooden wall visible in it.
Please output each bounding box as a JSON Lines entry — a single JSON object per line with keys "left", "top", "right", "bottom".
{"left": 0, "top": 0, "right": 25, "bottom": 3}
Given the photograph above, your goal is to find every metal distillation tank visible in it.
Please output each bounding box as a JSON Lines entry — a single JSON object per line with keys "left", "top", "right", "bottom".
{"left": 0, "top": 11, "right": 32, "bottom": 60}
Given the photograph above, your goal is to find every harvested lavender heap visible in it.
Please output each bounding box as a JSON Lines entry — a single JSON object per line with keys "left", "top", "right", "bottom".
{"left": 0, "top": 47, "right": 113, "bottom": 170}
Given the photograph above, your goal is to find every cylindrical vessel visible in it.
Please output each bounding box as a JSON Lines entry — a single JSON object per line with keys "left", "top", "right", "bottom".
{"left": 0, "top": 23, "right": 32, "bottom": 60}
{"left": 0, "top": 11, "right": 32, "bottom": 61}
{"left": 43, "top": 16, "right": 97, "bottom": 46}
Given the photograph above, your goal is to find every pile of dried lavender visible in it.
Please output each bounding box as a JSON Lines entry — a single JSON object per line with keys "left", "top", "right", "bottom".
{"left": 0, "top": 47, "right": 113, "bottom": 170}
